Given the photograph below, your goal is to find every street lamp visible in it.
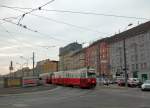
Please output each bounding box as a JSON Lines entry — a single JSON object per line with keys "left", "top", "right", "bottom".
{"left": 123, "top": 23, "right": 133, "bottom": 87}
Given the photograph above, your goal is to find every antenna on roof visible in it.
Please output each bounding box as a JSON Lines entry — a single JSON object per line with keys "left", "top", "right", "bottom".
{"left": 138, "top": 21, "right": 140, "bottom": 25}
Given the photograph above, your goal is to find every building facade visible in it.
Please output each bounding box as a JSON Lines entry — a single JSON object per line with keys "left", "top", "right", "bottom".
{"left": 71, "top": 48, "right": 86, "bottom": 69}
{"left": 59, "top": 42, "right": 82, "bottom": 71}
{"left": 109, "top": 21, "right": 150, "bottom": 81}
{"left": 36, "top": 59, "right": 58, "bottom": 74}
{"left": 85, "top": 38, "right": 110, "bottom": 77}
{"left": 8, "top": 67, "right": 33, "bottom": 77}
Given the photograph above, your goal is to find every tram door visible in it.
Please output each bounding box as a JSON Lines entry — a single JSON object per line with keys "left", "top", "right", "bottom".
{"left": 80, "top": 72, "right": 87, "bottom": 86}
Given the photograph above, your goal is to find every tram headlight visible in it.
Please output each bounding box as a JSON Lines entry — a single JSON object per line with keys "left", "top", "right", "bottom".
{"left": 92, "top": 80, "right": 95, "bottom": 83}
{"left": 88, "top": 79, "right": 91, "bottom": 82}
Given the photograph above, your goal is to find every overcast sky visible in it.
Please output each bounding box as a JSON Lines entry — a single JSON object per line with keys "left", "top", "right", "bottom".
{"left": 0, "top": 0, "right": 150, "bottom": 75}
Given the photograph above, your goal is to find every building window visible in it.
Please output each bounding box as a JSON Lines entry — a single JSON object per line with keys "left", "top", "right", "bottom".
{"left": 141, "top": 63, "right": 143, "bottom": 69}
{"left": 132, "top": 64, "right": 135, "bottom": 71}
{"left": 143, "top": 63, "right": 147, "bottom": 69}
{"left": 135, "top": 55, "right": 138, "bottom": 61}
{"left": 141, "top": 63, "right": 147, "bottom": 69}
{"left": 140, "top": 53, "right": 145, "bottom": 60}
{"left": 127, "top": 65, "right": 129, "bottom": 70}
{"left": 135, "top": 64, "right": 138, "bottom": 70}
{"left": 131, "top": 55, "right": 135, "bottom": 62}
{"left": 139, "top": 34, "right": 144, "bottom": 42}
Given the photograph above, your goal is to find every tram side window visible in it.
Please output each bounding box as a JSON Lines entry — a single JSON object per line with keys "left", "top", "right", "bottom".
{"left": 76, "top": 74, "right": 78, "bottom": 78}
{"left": 81, "top": 73, "right": 86, "bottom": 78}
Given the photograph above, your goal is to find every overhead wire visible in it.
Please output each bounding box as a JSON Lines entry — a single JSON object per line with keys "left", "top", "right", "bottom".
{"left": 42, "top": 9, "right": 150, "bottom": 20}
{"left": 16, "top": 0, "right": 55, "bottom": 24}
{"left": 0, "top": 22, "right": 62, "bottom": 50}
{"left": 2, "top": 3, "right": 148, "bottom": 47}
{"left": 0, "top": 5, "right": 149, "bottom": 20}
{"left": 0, "top": 1, "right": 71, "bottom": 44}
{"left": 0, "top": 6, "right": 109, "bottom": 35}
{"left": 0, "top": 22, "right": 37, "bottom": 49}
{"left": 0, "top": 18, "right": 69, "bottom": 43}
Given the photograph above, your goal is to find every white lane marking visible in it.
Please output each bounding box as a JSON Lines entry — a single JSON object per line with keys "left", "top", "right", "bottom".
{"left": 12, "top": 103, "right": 30, "bottom": 107}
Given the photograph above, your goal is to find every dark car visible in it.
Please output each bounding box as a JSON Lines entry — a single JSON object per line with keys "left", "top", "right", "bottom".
{"left": 117, "top": 79, "right": 125, "bottom": 86}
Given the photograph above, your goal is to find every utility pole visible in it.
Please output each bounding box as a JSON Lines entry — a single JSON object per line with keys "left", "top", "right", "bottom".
{"left": 33, "top": 52, "right": 35, "bottom": 76}
{"left": 97, "top": 44, "right": 100, "bottom": 76}
{"left": 123, "top": 39, "right": 128, "bottom": 87}
{"left": 96, "top": 43, "right": 101, "bottom": 85}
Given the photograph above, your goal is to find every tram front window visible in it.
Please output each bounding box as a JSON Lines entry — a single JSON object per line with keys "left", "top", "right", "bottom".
{"left": 87, "top": 72, "right": 96, "bottom": 78}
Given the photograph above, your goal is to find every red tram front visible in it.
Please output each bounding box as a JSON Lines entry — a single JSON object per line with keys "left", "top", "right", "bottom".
{"left": 51, "top": 67, "right": 96, "bottom": 88}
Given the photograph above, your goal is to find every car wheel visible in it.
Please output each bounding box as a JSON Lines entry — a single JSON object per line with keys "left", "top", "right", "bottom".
{"left": 141, "top": 88, "right": 144, "bottom": 91}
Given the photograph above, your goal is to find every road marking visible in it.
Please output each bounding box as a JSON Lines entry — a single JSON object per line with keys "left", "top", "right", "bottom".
{"left": 12, "top": 103, "right": 30, "bottom": 107}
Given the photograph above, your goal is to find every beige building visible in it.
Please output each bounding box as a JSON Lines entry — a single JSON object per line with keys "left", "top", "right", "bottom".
{"left": 71, "top": 48, "right": 85, "bottom": 69}
{"left": 36, "top": 59, "right": 58, "bottom": 74}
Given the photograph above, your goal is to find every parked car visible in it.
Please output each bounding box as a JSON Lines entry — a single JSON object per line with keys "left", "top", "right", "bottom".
{"left": 100, "top": 78, "right": 110, "bottom": 85}
{"left": 141, "top": 80, "right": 150, "bottom": 91}
{"left": 103, "top": 79, "right": 110, "bottom": 85}
{"left": 117, "top": 79, "right": 125, "bottom": 86}
{"left": 127, "top": 78, "right": 140, "bottom": 87}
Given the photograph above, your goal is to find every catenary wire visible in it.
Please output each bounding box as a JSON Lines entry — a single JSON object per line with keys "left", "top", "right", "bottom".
{"left": 0, "top": 6, "right": 110, "bottom": 35}
{"left": 0, "top": 21, "right": 64, "bottom": 50}
{"left": 0, "top": 19, "right": 69, "bottom": 42}
{"left": 17, "top": 0, "right": 55, "bottom": 24}
{"left": 0, "top": 5, "right": 149, "bottom": 20}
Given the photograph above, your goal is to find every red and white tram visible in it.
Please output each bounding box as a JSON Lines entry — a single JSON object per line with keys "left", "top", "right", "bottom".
{"left": 39, "top": 72, "right": 53, "bottom": 84}
{"left": 51, "top": 67, "right": 96, "bottom": 88}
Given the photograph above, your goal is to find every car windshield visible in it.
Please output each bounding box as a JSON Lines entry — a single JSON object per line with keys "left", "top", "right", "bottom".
{"left": 145, "top": 80, "right": 150, "bottom": 84}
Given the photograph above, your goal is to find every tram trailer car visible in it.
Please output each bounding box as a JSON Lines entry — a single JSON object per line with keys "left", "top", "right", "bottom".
{"left": 52, "top": 68, "right": 96, "bottom": 88}
{"left": 22, "top": 76, "right": 39, "bottom": 87}
{"left": 39, "top": 72, "right": 53, "bottom": 84}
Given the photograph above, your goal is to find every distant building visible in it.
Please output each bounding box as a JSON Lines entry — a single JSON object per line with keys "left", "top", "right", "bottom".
{"left": 36, "top": 59, "right": 58, "bottom": 75}
{"left": 59, "top": 42, "right": 82, "bottom": 71}
{"left": 109, "top": 21, "right": 150, "bottom": 81}
{"left": 7, "top": 67, "right": 33, "bottom": 77}
{"left": 71, "top": 48, "right": 86, "bottom": 69}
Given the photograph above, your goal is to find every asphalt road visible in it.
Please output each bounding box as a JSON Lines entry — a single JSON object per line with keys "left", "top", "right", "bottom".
{"left": 0, "top": 85, "right": 56, "bottom": 95}
{"left": 0, "top": 85, "right": 150, "bottom": 108}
